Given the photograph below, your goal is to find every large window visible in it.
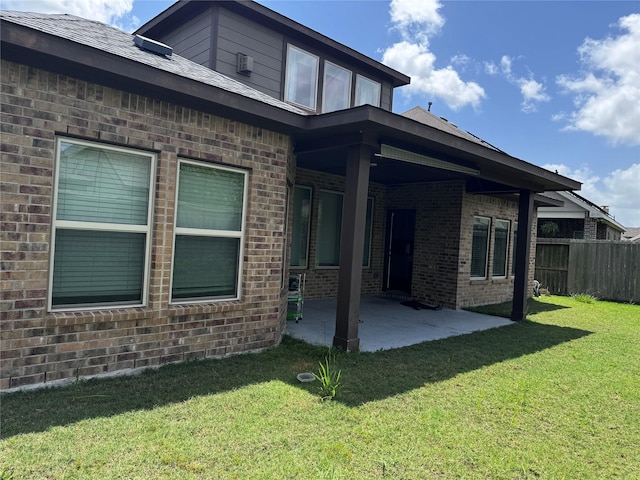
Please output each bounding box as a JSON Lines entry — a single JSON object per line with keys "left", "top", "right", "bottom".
{"left": 511, "top": 222, "right": 518, "bottom": 277}
{"left": 492, "top": 220, "right": 510, "bottom": 277}
{"left": 171, "top": 160, "right": 247, "bottom": 302}
{"left": 470, "top": 216, "right": 490, "bottom": 279}
{"left": 290, "top": 186, "right": 312, "bottom": 268}
{"left": 316, "top": 190, "right": 374, "bottom": 268}
{"left": 284, "top": 45, "right": 319, "bottom": 110}
{"left": 316, "top": 191, "right": 343, "bottom": 267}
{"left": 355, "top": 74, "right": 381, "bottom": 107}
{"left": 49, "top": 139, "right": 154, "bottom": 310}
{"left": 322, "top": 61, "right": 352, "bottom": 113}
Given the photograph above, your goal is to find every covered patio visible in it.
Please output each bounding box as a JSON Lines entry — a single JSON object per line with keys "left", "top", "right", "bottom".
{"left": 285, "top": 296, "right": 513, "bottom": 352}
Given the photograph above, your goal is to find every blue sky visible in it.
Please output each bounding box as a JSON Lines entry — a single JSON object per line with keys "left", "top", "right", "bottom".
{"left": 4, "top": 0, "right": 640, "bottom": 227}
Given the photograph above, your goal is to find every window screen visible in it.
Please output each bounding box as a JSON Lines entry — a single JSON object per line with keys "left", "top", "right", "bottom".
{"left": 355, "top": 74, "right": 381, "bottom": 107}
{"left": 492, "top": 220, "right": 510, "bottom": 277}
{"left": 316, "top": 191, "right": 374, "bottom": 267}
{"left": 50, "top": 139, "right": 154, "bottom": 310}
{"left": 291, "top": 186, "right": 311, "bottom": 268}
{"left": 171, "top": 161, "right": 246, "bottom": 302}
{"left": 471, "top": 217, "right": 490, "bottom": 278}
{"left": 284, "top": 45, "right": 319, "bottom": 110}
{"left": 322, "top": 62, "right": 351, "bottom": 112}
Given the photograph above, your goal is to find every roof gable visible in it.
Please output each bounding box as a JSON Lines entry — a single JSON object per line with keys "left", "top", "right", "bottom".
{"left": 0, "top": 11, "right": 308, "bottom": 116}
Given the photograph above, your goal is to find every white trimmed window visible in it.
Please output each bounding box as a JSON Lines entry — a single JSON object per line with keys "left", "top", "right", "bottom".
{"left": 470, "top": 216, "right": 490, "bottom": 279}
{"left": 355, "top": 74, "right": 381, "bottom": 107}
{"left": 492, "top": 219, "right": 510, "bottom": 278}
{"left": 49, "top": 138, "right": 155, "bottom": 310}
{"left": 284, "top": 45, "right": 319, "bottom": 110}
{"left": 290, "top": 186, "right": 312, "bottom": 268}
{"left": 171, "top": 160, "right": 247, "bottom": 303}
{"left": 316, "top": 190, "right": 374, "bottom": 268}
{"left": 322, "top": 61, "right": 352, "bottom": 112}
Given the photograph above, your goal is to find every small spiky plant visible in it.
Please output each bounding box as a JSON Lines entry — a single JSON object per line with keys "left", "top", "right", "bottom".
{"left": 314, "top": 354, "right": 342, "bottom": 401}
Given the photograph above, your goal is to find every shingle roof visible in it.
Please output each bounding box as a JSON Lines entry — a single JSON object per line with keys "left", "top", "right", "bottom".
{"left": 401, "top": 106, "right": 502, "bottom": 152}
{"left": 0, "top": 10, "right": 308, "bottom": 115}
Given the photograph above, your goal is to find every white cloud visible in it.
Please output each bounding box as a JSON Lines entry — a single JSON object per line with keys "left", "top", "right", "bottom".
{"left": 555, "top": 13, "right": 640, "bottom": 146}
{"left": 484, "top": 61, "right": 499, "bottom": 76}
{"left": 499, "top": 55, "right": 550, "bottom": 113}
{"left": 390, "top": 0, "right": 444, "bottom": 40}
{"left": 382, "top": 0, "right": 485, "bottom": 111}
{"left": 542, "top": 162, "right": 640, "bottom": 227}
{"left": 1, "top": 0, "right": 138, "bottom": 30}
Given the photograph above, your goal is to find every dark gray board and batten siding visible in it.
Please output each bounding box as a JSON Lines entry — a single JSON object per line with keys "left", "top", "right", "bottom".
{"left": 156, "top": 8, "right": 213, "bottom": 68}
{"left": 216, "top": 8, "right": 283, "bottom": 99}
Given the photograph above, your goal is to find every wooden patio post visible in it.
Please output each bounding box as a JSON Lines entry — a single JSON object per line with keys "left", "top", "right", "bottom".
{"left": 511, "top": 189, "right": 534, "bottom": 321}
{"left": 333, "top": 143, "right": 372, "bottom": 351}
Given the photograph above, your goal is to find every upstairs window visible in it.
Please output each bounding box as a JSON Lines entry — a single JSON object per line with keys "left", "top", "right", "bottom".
{"left": 322, "top": 61, "right": 351, "bottom": 112}
{"left": 49, "top": 139, "right": 154, "bottom": 310}
{"left": 284, "top": 45, "right": 319, "bottom": 110}
{"left": 355, "top": 74, "right": 381, "bottom": 107}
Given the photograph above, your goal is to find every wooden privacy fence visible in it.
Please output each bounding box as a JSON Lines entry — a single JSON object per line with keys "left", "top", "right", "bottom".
{"left": 535, "top": 239, "right": 639, "bottom": 303}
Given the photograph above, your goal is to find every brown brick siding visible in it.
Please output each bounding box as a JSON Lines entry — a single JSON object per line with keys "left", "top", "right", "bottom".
{"left": 386, "top": 180, "right": 465, "bottom": 308}
{"left": 293, "top": 175, "right": 532, "bottom": 311}
{"left": 1, "top": 60, "right": 291, "bottom": 389}
{"left": 457, "top": 192, "right": 537, "bottom": 308}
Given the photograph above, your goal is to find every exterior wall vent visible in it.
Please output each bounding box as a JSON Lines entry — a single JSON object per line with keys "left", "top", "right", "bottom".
{"left": 236, "top": 53, "right": 254, "bottom": 75}
{"left": 133, "top": 34, "right": 173, "bottom": 57}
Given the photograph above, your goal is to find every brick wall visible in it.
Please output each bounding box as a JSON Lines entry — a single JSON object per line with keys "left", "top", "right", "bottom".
{"left": 457, "top": 192, "right": 537, "bottom": 308}
{"left": 386, "top": 180, "right": 465, "bottom": 308}
{"left": 1, "top": 60, "right": 292, "bottom": 390}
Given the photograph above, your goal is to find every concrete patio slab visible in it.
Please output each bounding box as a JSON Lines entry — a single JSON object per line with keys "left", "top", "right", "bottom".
{"left": 285, "top": 295, "right": 514, "bottom": 351}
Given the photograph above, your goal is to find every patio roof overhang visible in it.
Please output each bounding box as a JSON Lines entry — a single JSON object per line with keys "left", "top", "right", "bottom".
{"left": 295, "top": 106, "right": 581, "bottom": 194}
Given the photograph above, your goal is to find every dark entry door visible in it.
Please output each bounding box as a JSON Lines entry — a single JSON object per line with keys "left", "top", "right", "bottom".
{"left": 384, "top": 210, "right": 416, "bottom": 293}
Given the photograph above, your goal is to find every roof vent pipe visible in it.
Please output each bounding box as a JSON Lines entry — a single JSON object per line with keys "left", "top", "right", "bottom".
{"left": 133, "top": 34, "right": 173, "bottom": 57}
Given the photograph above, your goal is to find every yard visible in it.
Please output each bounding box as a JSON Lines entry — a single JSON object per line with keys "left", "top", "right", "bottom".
{"left": 1, "top": 296, "right": 638, "bottom": 479}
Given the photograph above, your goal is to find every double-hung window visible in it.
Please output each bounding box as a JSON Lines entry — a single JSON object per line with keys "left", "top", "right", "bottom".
{"left": 470, "top": 216, "right": 490, "bottom": 279}
{"left": 316, "top": 190, "right": 374, "bottom": 268}
{"left": 492, "top": 220, "right": 510, "bottom": 278}
{"left": 355, "top": 74, "right": 381, "bottom": 107}
{"left": 49, "top": 138, "right": 154, "bottom": 310}
{"left": 290, "top": 186, "right": 312, "bottom": 268}
{"left": 171, "top": 160, "right": 247, "bottom": 302}
{"left": 284, "top": 45, "right": 319, "bottom": 110}
{"left": 322, "top": 61, "right": 351, "bottom": 112}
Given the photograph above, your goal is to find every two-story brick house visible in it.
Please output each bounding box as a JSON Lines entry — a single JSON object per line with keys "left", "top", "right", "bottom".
{"left": 1, "top": 0, "right": 579, "bottom": 389}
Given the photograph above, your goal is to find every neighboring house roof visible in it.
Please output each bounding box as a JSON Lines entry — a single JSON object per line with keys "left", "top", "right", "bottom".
{"left": 537, "top": 190, "right": 626, "bottom": 232}
{"left": 1, "top": 8, "right": 581, "bottom": 194}
{"left": 622, "top": 227, "right": 640, "bottom": 242}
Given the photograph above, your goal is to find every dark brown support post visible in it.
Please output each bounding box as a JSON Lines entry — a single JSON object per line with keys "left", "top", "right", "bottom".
{"left": 511, "top": 189, "right": 534, "bottom": 321}
{"left": 333, "top": 144, "right": 372, "bottom": 351}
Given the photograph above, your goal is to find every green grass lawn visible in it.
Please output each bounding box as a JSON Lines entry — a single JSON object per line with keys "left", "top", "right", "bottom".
{"left": 2, "top": 296, "right": 639, "bottom": 479}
